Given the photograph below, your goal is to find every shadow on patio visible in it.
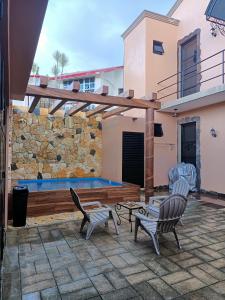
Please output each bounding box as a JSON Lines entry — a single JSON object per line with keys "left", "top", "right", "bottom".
{"left": 2, "top": 198, "right": 225, "bottom": 300}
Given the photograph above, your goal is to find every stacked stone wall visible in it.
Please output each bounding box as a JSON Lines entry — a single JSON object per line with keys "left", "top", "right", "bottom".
{"left": 11, "top": 106, "right": 102, "bottom": 180}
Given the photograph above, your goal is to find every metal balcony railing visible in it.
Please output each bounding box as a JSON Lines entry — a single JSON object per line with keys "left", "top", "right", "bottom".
{"left": 157, "top": 49, "right": 225, "bottom": 101}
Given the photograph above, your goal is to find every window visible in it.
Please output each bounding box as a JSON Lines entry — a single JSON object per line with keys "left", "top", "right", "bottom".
{"left": 154, "top": 123, "right": 163, "bottom": 137}
{"left": 153, "top": 41, "right": 164, "bottom": 55}
{"left": 79, "top": 77, "right": 95, "bottom": 92}
{"left": 118, "top": 88, "right": 124, "bottom": 95}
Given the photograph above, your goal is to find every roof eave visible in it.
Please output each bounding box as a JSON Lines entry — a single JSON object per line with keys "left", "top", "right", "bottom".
{"left": 121, "top": 10, "right": 180, "bottom": 39}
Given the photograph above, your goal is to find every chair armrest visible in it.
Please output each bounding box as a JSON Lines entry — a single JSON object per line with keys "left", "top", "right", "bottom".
{"left": 149, "top": 195, "right": 167, "bottom": 205}
{"left": 87, "top": 207, "right": 111, "bottom": 214}
{"left": 82, "top": 201, "right": 102, "bottom": 208}
{"left": 134, "top": 212, "right": 158, "bottom": 222}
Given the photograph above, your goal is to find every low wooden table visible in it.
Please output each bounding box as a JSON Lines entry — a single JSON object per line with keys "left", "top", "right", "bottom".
{"left": 115, "top": 202, "right": 146, "bottom": 232}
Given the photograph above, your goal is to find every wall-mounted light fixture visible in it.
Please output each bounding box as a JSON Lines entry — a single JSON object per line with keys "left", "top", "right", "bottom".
{"left": 172, "top": 109, "right": 178, "bottom": 118}
{"left": 210, "top": 128, "right": 217, "bottom": 137}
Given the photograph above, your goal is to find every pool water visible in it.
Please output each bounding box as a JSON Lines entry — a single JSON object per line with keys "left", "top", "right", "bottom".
{"left": 18, "top": 177, "right": 123, "bottom": 192}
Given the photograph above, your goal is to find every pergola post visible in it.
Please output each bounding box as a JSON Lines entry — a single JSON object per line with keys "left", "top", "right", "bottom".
{"left": 145, "top": 108, "right": 154, "bottom": 200}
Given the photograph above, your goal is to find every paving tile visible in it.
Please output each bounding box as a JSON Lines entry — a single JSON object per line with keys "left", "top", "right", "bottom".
{"left": 148, "top": 278, "right": 179, "bottom": 299}
{"left": 198, "top": 263, "right": 225, "bottom": 280}
{"left": 22, "top": 279, "right": 56, "bottom": 295}
{"left": 156, "top": 257, "right": 181, "bottom": 272}
{"left": 108, "top": 255, "right": 128, "bottom": 268}
{"left": 134, "top": 282, "right": 163, "bottom": 300}
{"left": 53, "top": 269, "right": 73, "bottom": 285}
{"left": 172, "top": 277, "right": 205, "bottom": 295}
{"left": 126, "top": 270, "right": 157, "bottom": 284}
{"left": 120, "top": 252, "right": 140, "bottom": 265}
{"left": 101, "top": 287, "right": 139, "bottom": 300}
{"left": 91, "top": 274, "right": 114, "bottom": 294}
{"left": 83, "top": 257, "right": 109, "bottom": 269}
{"left": 59, "top": 278, "right": 93, "bottom": 294}
{"left": 86, "top": 263, "right": 114, "bottom": 277}
{"left": 61, "top": 287, "right": 98, "bottom": 300}
{"left": 176, "top": 257, "right": 203, "bottom": 268}
{"left": 210, "top": 281, "right": 225, "bottom": 295}
{"left": 177, "top": 286, "right": 225, "bottom": 300}
{"left": 146, "top": 260, "right": 169, "bottom": 276}
{"left": 188, "top": 266, "right": 218, "bottom": 285}
{"left": 21, "top": 272, "right": 53, "bottom": 287}
{"left": 68, "top": 264, "right": 87, "bottom": 281}
{"left": 40, "top": 287, "right": 61, "bottom": 300}
{"left": 22, "top": 292, "right": 41, "bottom": 300}
{"left": 120, "top": 263, "right": 148, "bottom": 276}
{"left": 210, "top": 258, "right": 225, "bottom": 269}
{"left": 105, "top": 270, "right": 129, "bottom": 289}
{"left": 169, "top": 252, "right": 193, "bottom": 262}
{"left": 162, "top": 271, "right": 192, "bottom": 285}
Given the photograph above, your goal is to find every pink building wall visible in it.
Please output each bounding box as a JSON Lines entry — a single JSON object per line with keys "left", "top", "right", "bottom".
{"left": 103, "top": 0, "right": 225, "bottom": 193}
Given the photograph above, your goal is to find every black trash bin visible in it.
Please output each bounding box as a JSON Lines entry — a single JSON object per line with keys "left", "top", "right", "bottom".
{"left": 13, "top": 186, "right": 29, "bottom": 227}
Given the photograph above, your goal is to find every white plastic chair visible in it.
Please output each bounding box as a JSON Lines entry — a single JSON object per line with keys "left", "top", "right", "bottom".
{"left": 70, "top": 188, "right": 119, "bottom": 239}
{"left": 135, "top": 194, "right": 187, "bottom": 255}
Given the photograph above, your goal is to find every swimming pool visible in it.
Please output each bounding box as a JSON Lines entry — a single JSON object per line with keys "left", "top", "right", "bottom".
{"left": 18, "top": 177, "right": 123, "bottom": 192}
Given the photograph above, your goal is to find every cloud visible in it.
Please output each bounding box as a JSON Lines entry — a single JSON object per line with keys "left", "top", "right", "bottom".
{"left": 34, "top": 0, "right": 176, "bottom": 75}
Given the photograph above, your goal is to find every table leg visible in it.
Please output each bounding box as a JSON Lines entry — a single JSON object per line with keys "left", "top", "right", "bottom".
{"left": 129, "top": 209, "right": 133, "bottom": 232}
{"left": 115, "top": 204, "right": 122, "bottom": 225}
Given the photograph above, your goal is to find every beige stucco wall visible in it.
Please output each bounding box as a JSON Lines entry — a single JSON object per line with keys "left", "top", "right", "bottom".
{"left": 177, "top": 102, "right": 225, "bottom": 194}
{"left": 102, "top": 114, "right": 177, "bottom": 187}
{"left": 122, "top": 1, "right": 225, "bottom": 192}
{"left": 170, "top": 0, "right": 225, "bottom": 92}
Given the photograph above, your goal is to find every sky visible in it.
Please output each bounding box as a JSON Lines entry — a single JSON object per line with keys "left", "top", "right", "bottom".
{"left": 34, "top": 0, "right": 177, "bottom": 76}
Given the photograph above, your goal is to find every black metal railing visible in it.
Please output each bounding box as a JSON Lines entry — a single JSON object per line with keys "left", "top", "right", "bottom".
{"left": 157, "top": 49, "right": 225, "bottom": 100}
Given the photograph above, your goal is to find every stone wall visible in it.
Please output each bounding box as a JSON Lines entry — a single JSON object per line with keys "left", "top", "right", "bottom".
{"left": 11, "top": 106, "right": 102, "bottom": 180}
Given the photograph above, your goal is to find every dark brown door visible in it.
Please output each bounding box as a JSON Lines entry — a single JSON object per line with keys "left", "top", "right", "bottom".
{"left": 181, "top": 122, "right": 196, "bottom": 167}
{"left": 180, "top": 36, "right": 199, "bottom": 97}
{"left": 122, "top": 132, "right": 144, "bottom": 187}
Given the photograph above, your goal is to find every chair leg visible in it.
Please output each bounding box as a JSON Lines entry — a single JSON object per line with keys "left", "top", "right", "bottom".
{"left": 80, "top": 217, "right": 87, "bottom": 233}
{"left": 110, "top": 211, "right": 119, "bottom": 235}
{"left": 150, "top": 233, "right": 160, "bottom": 255}
{"left": 173, "top": 229, "right": 181, "bottom": 249}
{"left": 134, "top": 218, "right": 140, "bottom": 242}
{"left": 86, "top": 223, "right": 95, "bottom": 240}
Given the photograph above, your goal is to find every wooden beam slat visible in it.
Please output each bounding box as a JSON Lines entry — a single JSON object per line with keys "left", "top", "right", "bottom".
{"left": 119, "top": 89, "right": 134, "bottom": 99}
{"left": 86, "top": 105, "right": 111, "bottom": 117}
{"left": 68, "top": 103, "right": 90, "bottom": 116}
{"left": 26, "top": 85, "right": 160, "bottom": 110}
{"left": 72, "top": 81, "right": 80, "bottom": 92}
{"left": 102, "top": 107, "right": 131, "bottom": 119}
{"left": 49, "top": 100, "right": 67, "bottom": 115}
{"left": 28, "top": 96, "right": 41, "bottom": 113}
{"left": 40, "top": 76, "right": 48, "bottom": 88}
{"left": 95, "top": 85, "right": 109, "bottom": 96}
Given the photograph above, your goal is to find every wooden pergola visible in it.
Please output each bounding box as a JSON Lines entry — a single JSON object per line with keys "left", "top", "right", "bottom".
{"left": 26, "top": 77, "right": 161, "bottom": 198}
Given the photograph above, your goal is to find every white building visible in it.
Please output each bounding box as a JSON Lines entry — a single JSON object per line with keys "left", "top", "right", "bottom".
{"left": 14, "top": 66, "right": 124, "bottom": 109}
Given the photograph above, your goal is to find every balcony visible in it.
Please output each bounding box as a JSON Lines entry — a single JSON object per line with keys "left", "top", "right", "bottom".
{"left": 158, "top": 49, "right": 225, "bottom": 113}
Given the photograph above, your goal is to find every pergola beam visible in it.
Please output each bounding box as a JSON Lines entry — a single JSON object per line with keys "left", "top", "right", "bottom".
{"left": 119, "top": 89, "right": 134, "bottom": 99}
{"left": 102, "top": 107, "right": 131, "bottom": 119}
{"left": 49, "top": 100, "right": 67, "bottom": 115}
{"left": 95, "top": 85, "right": 109, "bottom": 96}
{"left": 68, "top": 103, "right": 90, "bottom": 116}
{"left": 86, "top": 105, "right": 111, "bottom": 117}
{"left": 28, "top": 77, "right": 48, "bottom": 113}
{"left": 26, "top": 85, "right": 160, "bottom": 110}
{"left": 28, "top": 96, "right": 41, "bottom": 113}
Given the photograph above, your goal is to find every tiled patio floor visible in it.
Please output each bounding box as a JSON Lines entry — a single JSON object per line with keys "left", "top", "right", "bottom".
{"left": 3, "top": 198, "right": 225, "bottom": 300}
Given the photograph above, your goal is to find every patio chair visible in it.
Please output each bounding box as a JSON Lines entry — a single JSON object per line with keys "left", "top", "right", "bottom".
{"left": 134, "top": 194, "right": 187, "bottom": 255}
{"left": 146, "top": 177, "right": 189, "bottom": 217}
{"left": 70, "top": 188, "right": 119, "bottom": 239}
